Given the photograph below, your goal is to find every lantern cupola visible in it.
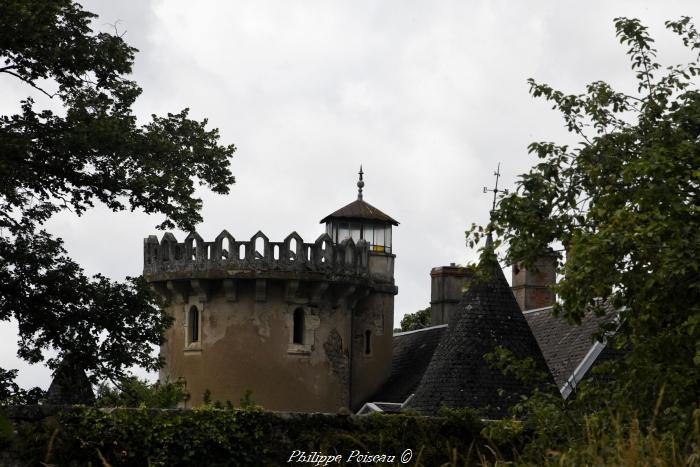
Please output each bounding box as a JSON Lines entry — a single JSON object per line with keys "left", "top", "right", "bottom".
{"left": 320, "top": 166, "right": 398, "bottom": 283}
{"left": 320, "top": 166, "right": 399, "bottom": 253}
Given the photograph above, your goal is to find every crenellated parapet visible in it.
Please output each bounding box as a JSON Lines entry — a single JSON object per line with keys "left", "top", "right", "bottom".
{"left": 143, "top": 230, "right": 375, "bottom": 282}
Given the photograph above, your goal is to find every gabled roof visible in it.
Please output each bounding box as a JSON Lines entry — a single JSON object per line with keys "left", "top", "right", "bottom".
{"left": 523, "top": 305, "right": 616, "bottom": 391}
{"left": 370, "top": 325, "right": 448, "bottom": 403}
{"left": 357, "top": 401, "right": 404, "bottom": 414}
{"left": 319, "top": 198, "right": 399, "bottom": 225}
{"left": 405, "top": 263, "right": 554, "bottom": 418}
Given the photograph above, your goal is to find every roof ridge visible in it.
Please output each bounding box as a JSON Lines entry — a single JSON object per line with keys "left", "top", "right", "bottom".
{"left": 393, "top": 324, "right": 448, "bottom": 337}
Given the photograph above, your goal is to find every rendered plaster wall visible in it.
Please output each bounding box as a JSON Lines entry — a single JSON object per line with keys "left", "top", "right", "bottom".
{"left": 350, "top": 292, "right": 394, "bottom": 409}
{"left": 159, "top": 280, "right": 352, "bottom": 413}
{"left": 368, "top": 253, "right": 394, "bottom": 282}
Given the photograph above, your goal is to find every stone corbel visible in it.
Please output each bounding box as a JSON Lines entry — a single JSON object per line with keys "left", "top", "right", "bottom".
{"left": 255, "top": 279, "right": 266, "bottom": 302}
{"left": 166, "top": 281, "right": 189, "bottom": 304}
{"left": 309, "top": 282, "right": 329, "bottom": 305}
{"left": 285, "top": 280, "right": 300, "bottom": 303}
{"left": 348, "top": 287, "right": 370, "bottom": 309}
{"left": 222, "top": 279, "right": 237, "bottom": 302}
{"left": 149, "top": 283, "right": 170, "bottom": 303}
{"left": 333, "top": 284, "right": 356, "bottom": 307}
{"left": 190, "top": 279, "right": 210, "bottom": 303}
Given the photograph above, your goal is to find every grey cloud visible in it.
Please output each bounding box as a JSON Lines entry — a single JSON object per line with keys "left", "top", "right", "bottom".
{"left": 2, "top": 0, "right": 698, "bottom": 389}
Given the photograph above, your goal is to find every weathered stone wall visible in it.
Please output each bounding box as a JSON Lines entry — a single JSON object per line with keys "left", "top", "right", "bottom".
{"left": 160, "top": 279, "right": 355, "bottom": 412}
{"left": 144, "top": 231, "right": 372, "bottom": 280}
{"left": 350, "top": 292, "right": 395, "bottom": 409}
{"left": 146, "top": 231, "right": 398, "bottom": 413}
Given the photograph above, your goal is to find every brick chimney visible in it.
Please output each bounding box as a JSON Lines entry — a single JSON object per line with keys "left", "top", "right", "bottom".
{"left": 511, "top": 253, "right": 557, "bottom": 311}
{"left": 430, "top": 264, "right": 473, "bottom": 326}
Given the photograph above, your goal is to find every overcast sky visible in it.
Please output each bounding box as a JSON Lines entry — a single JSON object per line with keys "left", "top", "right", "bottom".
{"left": 2, "top": 0, "right": 699, "bottom": 389}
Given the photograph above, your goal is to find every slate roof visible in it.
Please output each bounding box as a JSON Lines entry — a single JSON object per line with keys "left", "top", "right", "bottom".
{"left": 524, "top": 305, "right": 616, "bottom": 389}
{"left": 405, "top": 262, "right": 554, "bottom": 418}
{"left": 47, "top": 357, "right": 95, "bottom": 405}
{"left": 320, "top": 198, "right": 399, "bottom": 225}
{"left": 370, "top": 325, "right": 448, "bottom": 403}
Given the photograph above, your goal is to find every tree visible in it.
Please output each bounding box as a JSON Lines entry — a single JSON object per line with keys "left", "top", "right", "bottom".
{"left": 400, "top": 307, "right": 431, "bottom": 332}
{"left": 0, "top": 0, "right": 235, "bottom": 391}
{"left": 468, "top": 17, "right": 699, "bottom": 423}
{"left": 95, "top": 377, "right": 187, "bottom": 409}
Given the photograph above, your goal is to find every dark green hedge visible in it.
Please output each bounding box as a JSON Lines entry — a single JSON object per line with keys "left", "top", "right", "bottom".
{"left": 1, "top": 405, "right": 483, "bottom": 466}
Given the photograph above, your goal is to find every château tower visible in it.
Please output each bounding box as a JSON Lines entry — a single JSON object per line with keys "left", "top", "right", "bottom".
{"left": 143, "top": 168, "right": 398, "bottom": 411}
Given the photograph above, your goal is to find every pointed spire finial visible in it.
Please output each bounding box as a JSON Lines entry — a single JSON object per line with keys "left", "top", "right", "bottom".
{"left": 357, "top": 165, "right": 365, "bottom": 200}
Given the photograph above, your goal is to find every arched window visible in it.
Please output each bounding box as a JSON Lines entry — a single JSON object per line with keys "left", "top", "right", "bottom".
{"left": 364, "top": 330, "right": 372, "bottom": 355}
{"left": 293, "top": 308, "right": 304, "bottom": 344}
{"left": 188, "top": 306, "right": 199, "bottom": 343}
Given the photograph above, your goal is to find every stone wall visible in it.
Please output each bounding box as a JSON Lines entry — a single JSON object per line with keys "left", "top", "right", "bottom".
{"left": 144, "top": 231, "right": 372, "bottom": 280}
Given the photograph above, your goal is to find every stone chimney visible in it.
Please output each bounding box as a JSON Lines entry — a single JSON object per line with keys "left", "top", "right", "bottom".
{"left": 511, "top": 253, "right": 557, "bottom": 311}
{"left": 430, "top": 264, "right": 473, "bottom": 326}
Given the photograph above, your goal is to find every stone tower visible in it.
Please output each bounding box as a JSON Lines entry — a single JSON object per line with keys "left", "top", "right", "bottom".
{"left": 143, "top": 169, "right": 398, "bottom": 412}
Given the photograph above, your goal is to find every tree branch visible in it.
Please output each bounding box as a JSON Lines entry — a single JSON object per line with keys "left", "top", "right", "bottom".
{"left": 0, "top": 69, "right": 56, "bottom": 99}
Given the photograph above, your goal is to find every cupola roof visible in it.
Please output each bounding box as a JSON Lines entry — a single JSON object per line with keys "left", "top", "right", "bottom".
{"left": 319, "top": 166, "right": 399, "bottom": 225}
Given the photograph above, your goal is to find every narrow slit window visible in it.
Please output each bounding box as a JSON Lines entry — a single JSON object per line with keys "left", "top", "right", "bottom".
{"left": 293, "top": 308, "right": 304, "bottom": 344}
{"left": 189, "top": 306, "right": 199, "bottom": 343}
{"left": 364, "top": 330, "right": 372, "bottom": 355}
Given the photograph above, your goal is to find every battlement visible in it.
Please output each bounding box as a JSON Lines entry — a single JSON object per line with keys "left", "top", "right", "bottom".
{"left": 143, "top": 230, "right": 378, "bottom": 282}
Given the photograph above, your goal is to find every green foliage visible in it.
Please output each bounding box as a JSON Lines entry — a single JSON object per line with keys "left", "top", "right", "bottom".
{"left": 0, "top": 368, "right": 45, "bottom": 405}
{"left": 238, "top": 389, "right": 260, "bottom": 411}
{"left": 0, "top": 0, "right": 235, "bottom": 389}
{"left": 202, "top": 388, "right": 212, "bottom": 405}
{"left": 95, "top": 377, "right": 186, "bottom": 409}
{"left": 198, "top": 388, "right": 260, "bottom": 411}
{"left": 467, "top": 15, "right": 700, "bottom": 436}
{"left": 544, "top": 411, "right": 700, "bottom": 467}
{"left": 400, "top": 306, "right": 431, "bottom": 331}
{"left": 482, "top": 332, "right": 700, "bottom": 465}
{"left": 484, "top": 346, "right": 554, "bottom": 388}
{"left": 0, "top": 413, "right": 12, "bottom": 447}
{"left": 480, "top": 418, "right": 524, "bottom": 447}
{"left": 1, "top": 407, "right": 486, "bottom": 466}
{"left": 437, "top": 406, "right": 485, "bottom": 435}
{"left": 59, "top": 407, "right": 269, "bottom": 466}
